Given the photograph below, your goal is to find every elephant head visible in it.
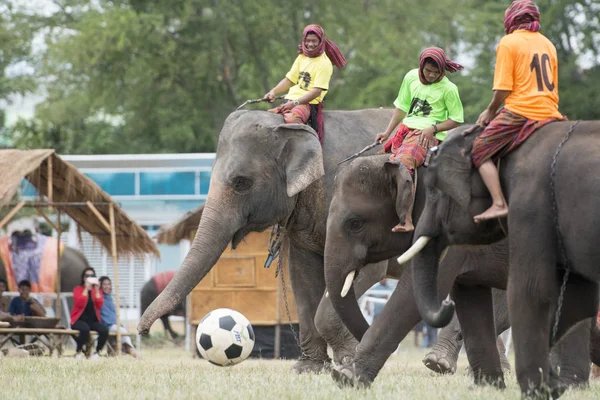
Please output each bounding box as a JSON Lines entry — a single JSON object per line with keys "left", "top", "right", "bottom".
{"left": 138, "top": 111, "right": 324, "bottom": 333}
{"left": 396, "top": 126, "right": 507, "bottom": 328}
{"left": 325, "top": 154, "right": 415, "bottom": 340}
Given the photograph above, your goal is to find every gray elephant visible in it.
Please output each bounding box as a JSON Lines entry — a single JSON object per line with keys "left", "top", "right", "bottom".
{"left": 138, "top": 108, "right": 411, "bottom": 372}
{"left": 324, "top": 154, "right": 597, "bottom": 388}
{"left": 140, "top": 271, "right": 184, "bottom": 339}
{"left": 397, "top": 123, "right": 600, "bottom": 398}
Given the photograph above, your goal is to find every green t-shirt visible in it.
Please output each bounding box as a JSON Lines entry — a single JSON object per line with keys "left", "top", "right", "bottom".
{"left": 393, "top": 69, "right": 464, "bottom": 141}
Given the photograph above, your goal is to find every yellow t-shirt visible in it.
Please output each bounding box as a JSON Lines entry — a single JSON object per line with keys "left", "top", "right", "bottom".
{"left": 493, "top": 30, "right": 562, "bottom": 120}
{"left": 285, "top": 53, "right": 333, "bottom": 104}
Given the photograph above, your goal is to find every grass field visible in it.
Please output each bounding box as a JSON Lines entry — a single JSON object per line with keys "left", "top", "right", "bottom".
{"left": 2, "top": 338, "right": 599, "bottom": 400}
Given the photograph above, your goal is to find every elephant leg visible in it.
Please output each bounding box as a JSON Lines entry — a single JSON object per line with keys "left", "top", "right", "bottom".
{"left": 332, "top": 266, "right": 456, "bottom": 387}
{"left": 315, "top": 261, "right": 386, "bottom": 365}
{"left": 452, "top": 283, "right": 505, "bottom": 388}
{"left": 491, "top": 288, "right": 511, "bottom": 371}
{"left": 549, "top": 318, "right": 591, "bottom": 388}
{"left": 288, "top": 244, "right": 331, "bottom": 374}
{"left": 423, "top": 313, "right": 462, "bottom": 374}
{"left": 508, "top": 224, "right": 562, "bottom": 399}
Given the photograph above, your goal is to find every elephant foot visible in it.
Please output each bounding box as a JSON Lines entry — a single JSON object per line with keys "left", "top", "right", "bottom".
{"left": 464, "top": 366, "right": 506, "bottom": 389}
{"left": 331, "top": 364, "right": 372, "bottom": 389}
{"left": 291, "top": 355, "right": 332, "bottom": 374}
{"left": 423, "top": 351, "right": 457, "bottom": 374}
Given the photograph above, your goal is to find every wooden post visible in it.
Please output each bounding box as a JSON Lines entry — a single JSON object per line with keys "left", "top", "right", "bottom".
{"left": 0, "top": 201, "right": 25, "bottom": 231}
{"left": 55, "top": 210, "right": 62, "bottom": 322}
{"left": 274, "top": 240, "right": 283, "bottom": 359}
{"left": 109, "top": 203, "right": 122, "bottom": 355}
{"left": 47, "top": 156, "right": 53, "bottom": 202}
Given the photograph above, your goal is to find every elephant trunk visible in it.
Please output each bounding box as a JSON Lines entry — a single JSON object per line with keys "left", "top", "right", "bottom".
{"left": 410, "top": 237, "right": 455, "bottom": 328}
{"left": 324, "top": 256, "right": 370, "bottom": 341}
{"left": 138, "top": 184, "right": 240, "bottom": 335}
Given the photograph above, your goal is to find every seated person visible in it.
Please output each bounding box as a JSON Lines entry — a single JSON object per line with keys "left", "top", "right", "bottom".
{"left": 70, "top": 267, "right": 108, "bottom": 360}
{"left": 264, "top": 24, "right": 346, "bottom": 143}
{"left": 376, "top": 47, "right": 464, "bottom": 232}
{"left": 99, "top": 276, "right": 138, "bottom": 358}
{"left": 0, "top": 278, "right": 11, "bottom": 313}
{"left": 8, "top": 280, "right": 46, "bottom": 317}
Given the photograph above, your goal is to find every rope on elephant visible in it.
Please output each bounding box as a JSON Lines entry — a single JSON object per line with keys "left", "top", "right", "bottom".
{"left": 266, "top": 224, "right": 325, "bottom": 363}
{"left": 549, "top": 120, "right": 580, "bottom": 346}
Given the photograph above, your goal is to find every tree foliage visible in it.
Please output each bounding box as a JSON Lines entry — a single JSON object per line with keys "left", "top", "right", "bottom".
{"left": 1, "top": 0, "right": 598, "bottom": 154}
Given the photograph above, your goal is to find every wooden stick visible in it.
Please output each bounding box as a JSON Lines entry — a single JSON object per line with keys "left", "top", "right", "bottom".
{"left": 34, "top": 208, "right": 59, "bottom": 232}
{"left": 86, "top": 201, "right": 111, "bottom": 232}
{"left": 56, "top": 210, "right": 62, "bottom": 322}
{"left": 47, "top": 156, "right": 53, "bottom": 202}
{"left": 109, "top": 203, "right": 122, "bottom": 356}
{"left": 0, "top": 201, "right": 25, "bottom": 231}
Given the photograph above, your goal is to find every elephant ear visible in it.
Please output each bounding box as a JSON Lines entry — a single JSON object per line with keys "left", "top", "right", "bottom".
{"left": 434, "top": 132, "right": 473, "bottom": 208}
{"left": 384, "top": 161, "right": 414, "bottom": 222}
{"left": 275, "top": 123, "right": 324, "bottom": 197}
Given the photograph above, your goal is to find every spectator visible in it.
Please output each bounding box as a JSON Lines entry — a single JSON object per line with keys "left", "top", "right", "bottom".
{"left": 70, "top": 267, "right": 108, "bottom": 360}
{"left": 0, "top": 278, "right": 10, "bottom": 313}
{"left": 99, "top": 276, "right": 138, "bottom": 358}
{"left": 368, "top": 278, "right": 398, "bottom": 321}
{"left": 8, "top": 280, "right": 46, "bottom": 317}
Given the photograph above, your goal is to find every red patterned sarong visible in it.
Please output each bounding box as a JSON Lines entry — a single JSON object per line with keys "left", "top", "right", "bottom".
{"left": 384, "top": 124, "right": 439, "bottom": 172}
{"left": 268, "top": 103, "right": 311, "bottom": 125}
{"left": 472, "top": 108, "right": 565, "bottom": 168}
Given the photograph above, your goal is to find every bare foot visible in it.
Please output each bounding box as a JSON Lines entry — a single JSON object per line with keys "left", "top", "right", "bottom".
{"left": 473, "top": 204, "right": 508, "bottom": 223}
{"left": 392, "top": 221, "right": 414, "bottom": 233}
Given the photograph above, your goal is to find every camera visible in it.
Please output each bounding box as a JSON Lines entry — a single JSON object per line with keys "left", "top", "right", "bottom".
{"left": 87, "top": 277, "right": 99, "bottom": 286}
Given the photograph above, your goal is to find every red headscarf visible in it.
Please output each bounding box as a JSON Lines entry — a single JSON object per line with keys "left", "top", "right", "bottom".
{"left": 504, "top": 0, "right": 541, "bottom": 35}
{"left": 298, "top": 24, "right": 347, "bottom": 69}
{"left": 418, "top": 47, "right": 464, "bottom": 85}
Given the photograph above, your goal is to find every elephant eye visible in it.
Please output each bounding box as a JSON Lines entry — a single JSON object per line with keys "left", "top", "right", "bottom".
{"left": 232, "top": 176, "right": 253, "bottom": 192}
{"left": 347, "top": 218, "right": 365, "bottom": 233}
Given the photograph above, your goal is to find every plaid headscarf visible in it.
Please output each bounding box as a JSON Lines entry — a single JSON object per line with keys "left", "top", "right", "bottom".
{"left": 504, "top": 0, "right": 541, "bottom": 35}
{"left": 418, "top": 47, "right": 464, "bottom": 85}
{"left": 299, "top": 24, "right": 347, "bottom": 69}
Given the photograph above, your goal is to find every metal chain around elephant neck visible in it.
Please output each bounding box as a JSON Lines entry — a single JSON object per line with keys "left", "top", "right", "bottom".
{"left": 266, "top": 224, "right": 322, "bottom": 363}
{"left": 549, "top": 120, "right": 580, "bottom": 346}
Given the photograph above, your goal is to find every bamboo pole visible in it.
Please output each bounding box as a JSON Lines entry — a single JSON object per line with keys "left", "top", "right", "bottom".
{"left": 109, "top": 203, "right": 122, "bottom": 355}
{"left": 0, "top": 201, "right": 25, "bottom": 231}
{"left": 47, "top": 156, "right": 53, "bottom": 202}
{"left": 55, "top": 210, "right": 62, "bottom": 322}
{"left": 86, "top": 201, "right": 111, "bottom": 232}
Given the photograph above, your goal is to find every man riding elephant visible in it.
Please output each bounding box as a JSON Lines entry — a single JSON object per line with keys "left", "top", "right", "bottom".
{"left": 469, "top": 0, "right": 566, "bottom": 223}
{"left": 264, "top": 24, "right": 346, "bottom": 143}
{"left": 376, "top": 47, "right": 464, "bottom": 232}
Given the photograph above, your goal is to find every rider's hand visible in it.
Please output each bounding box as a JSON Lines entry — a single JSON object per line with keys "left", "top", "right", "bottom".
{"left": 417, "top": 126, "right": 436, "bottom": 149}
{"left": 281, "top": 101, "right": 295, "bottom": 111}
{"left": 376, "top": 132, "right": 390, "bottom": 144}
{"left": 264, "top": 90, "right": 277, "bottom": 103}
{"left": 476, "top": 108, "right": 497, "bottom": 128}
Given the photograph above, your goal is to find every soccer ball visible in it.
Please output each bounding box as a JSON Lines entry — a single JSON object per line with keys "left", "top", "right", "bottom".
{"left": 196, "top": 308, "right": 255, "bottom": 366}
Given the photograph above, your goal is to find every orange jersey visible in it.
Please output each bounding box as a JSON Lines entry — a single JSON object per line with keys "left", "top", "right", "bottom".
{"left": 493, "top": 30, "right": 562, "bottom": 121}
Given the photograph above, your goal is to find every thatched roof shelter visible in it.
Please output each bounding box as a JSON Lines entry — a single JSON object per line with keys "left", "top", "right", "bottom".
{"left": 156, "top": 204, "right": 204, "bottom": 245}
{"left": 0, "top": 149, "right": 159, "bottom": 257}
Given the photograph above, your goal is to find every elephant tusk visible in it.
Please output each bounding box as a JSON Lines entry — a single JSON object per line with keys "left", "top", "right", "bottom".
{"left": 396, "top": 236, "right": 431, "bottom": 265}
{"left": 340, "top": 270, "right": 356, "bottom": 298}
{"left": 325, "top": 291, "right": 329, "bottom": 298}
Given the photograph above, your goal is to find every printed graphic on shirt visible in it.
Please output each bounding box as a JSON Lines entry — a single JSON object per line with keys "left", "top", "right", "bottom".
{"left": 408, "top": 98, "right": 432, "bottom": 117}
{"left": 298, "top": 71, "right": 312, "bottom": 90}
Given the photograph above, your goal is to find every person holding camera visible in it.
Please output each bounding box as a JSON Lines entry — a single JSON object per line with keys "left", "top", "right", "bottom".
{"left": 70, "top": 267, "right": 108, "bottom": 359}
{"left": 8, "top": 280, "right": 46, "bottom": 318}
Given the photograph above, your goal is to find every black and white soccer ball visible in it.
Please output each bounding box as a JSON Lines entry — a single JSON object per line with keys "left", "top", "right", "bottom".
{"left": 196, "top": 308, "right": 255, "bottom": 366}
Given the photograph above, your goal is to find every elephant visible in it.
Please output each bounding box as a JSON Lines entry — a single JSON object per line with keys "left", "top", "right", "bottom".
{"left": 140, "top": 271, "right": 184, "bottom": 339}
{"left": 324, "top": 154, "right": 597, "bottom": 388}
{"left": 138, "top": 108, "right": 407, "bottom": 373}
{"left": 397, "top": 123, "right": 600, "bottom": 398}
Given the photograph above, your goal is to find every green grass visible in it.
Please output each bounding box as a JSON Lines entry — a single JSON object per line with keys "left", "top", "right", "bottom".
{"left": 2, "top": 344, "right": 599, "bottom": 399}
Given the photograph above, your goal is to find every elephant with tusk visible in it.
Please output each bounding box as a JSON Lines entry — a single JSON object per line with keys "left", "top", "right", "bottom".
{"left": 324, "top": 154, "right": 598, "bottom": 389}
